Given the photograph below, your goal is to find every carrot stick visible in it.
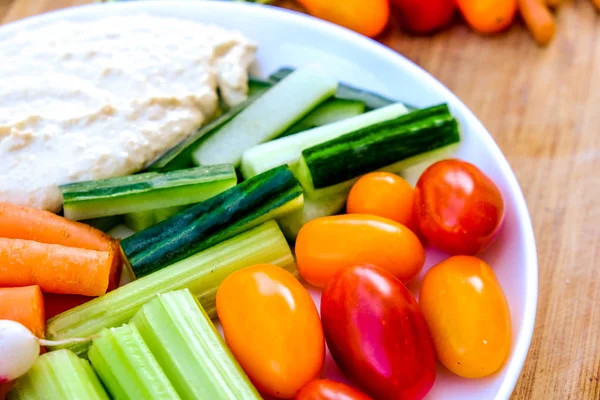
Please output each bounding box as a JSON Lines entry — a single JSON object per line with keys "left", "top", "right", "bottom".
{"left": 44, "top": 293, "right": 93, "bottom": 320}
{"left": 594, "top": 0, "right": 600, "bottom": 11}
{"left": 519, "top": 0, "right": 556, "bottom": 45}
{"left": 0, "top": 286, "right": 45, "bottom": 338}
{"left": 0, "top": 239, "right": 111, "bottom": 297}
{"left": 0, "top": 202, "right": 122, "bottom": 290}
{"left": 545, "top": 0, "right": 562, "bottom": 9}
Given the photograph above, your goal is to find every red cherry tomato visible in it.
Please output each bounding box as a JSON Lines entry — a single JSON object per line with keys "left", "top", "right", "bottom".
{"left": 321, "top": 265, "right": 436, "bottom": 400}
{"left": 296, "top": 379, "right": 372, "bottom": 400}
{"left": 390, "top": 0, "right": 455, "bottom": 34}
{"left": 413, "top": 159, "right": 505, "bottom": 255}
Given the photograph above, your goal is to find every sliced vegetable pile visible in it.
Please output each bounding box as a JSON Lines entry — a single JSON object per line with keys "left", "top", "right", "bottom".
{"left": 0, "top": 66, "right": 512, "bottom": 400}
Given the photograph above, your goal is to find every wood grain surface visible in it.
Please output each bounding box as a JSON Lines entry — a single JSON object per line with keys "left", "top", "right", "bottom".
{"left": 1, "top": 1, "right": 598, "bottom": 398}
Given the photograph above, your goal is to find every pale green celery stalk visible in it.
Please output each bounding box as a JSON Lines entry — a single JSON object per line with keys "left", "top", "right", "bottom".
{"left": 46, "top": 220, "right": 295, "bottom": 356}
{"left": 88, "top": 325, "right": 180, "bottom": 400}
{"left": 131, "top": 289, "right": 261, "bottom": 399}
{"left": 8, "top": 350, "right": 108, "bottom": 400}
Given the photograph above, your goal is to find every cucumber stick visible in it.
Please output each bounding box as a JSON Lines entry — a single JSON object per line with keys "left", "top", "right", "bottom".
{"left": 46, "top": 221, "right": 295, "bottom": 356}
{"left": 8, "top": 350, "right": 108, "bottom": 400}
{"left": 240, "top": 103, "right": 409, "bottom": 179}
{"left": 122, "top": 165, "right": 303, "bottom": 278}
{"left": 247, "top": 78, "right": 272, "bottom": 97}
{"left": 193, "top": 67, "right": 338, "bottom": 166}
{"left": 297, "top": 104, "right": 460, "bottom": 193}
{"left": 280, "top": 98, "right": 366, "bottom": 137}
{"left": 88, "top": 325, "right": 180, "bottom": 400}
{"left": 61, "top": 165, "right": 237, "bottom": 220}
{"left": 132, "top": 289, "right": 260, "bottom": 399}
{"left": 270, "top": 66, "right": 396, "bottom": 110}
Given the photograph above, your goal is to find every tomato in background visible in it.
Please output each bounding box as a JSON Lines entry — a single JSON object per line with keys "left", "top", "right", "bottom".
{"left": 295, "top": 215, "right": 425, "bottom": 288}
{"left": 420, "top": 256, "right": 511, "bottom": 378}
{"left": 216, "top": 264, "right": 325, "bottom": 398}
{"left": 346, "top": 172, "right": 415, "bottom": 230}
{"left": 296, "top": 379, "right": 372, "bottom": 400}
{"left": 390, "top": 0, "right": 455, "bottom": 34}
{"left": 413, "top": 159, "right": 504, "bottom": 255}
{"left": 321, "top": 264, "right": 436, "bottom": 400}
{"left": 297, "top": 0, "right": 390, "bottom": 38}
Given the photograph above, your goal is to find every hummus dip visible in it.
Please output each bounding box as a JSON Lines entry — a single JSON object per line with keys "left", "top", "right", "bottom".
{"left": 0, "top": 15, "right": 256, "bottom": 212}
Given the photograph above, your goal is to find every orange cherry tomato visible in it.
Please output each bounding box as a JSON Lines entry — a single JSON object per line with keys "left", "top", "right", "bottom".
{"left": 295, "top": 215, "right": 425, "bottom": 288}
{"left": 419, "top": 256, "right": 511, "bottom": 378}
{"left": 296, "top": 379, "right": 372, "bottom": 400}
{"left": 413, "top": 159, "right": 504, "bottom": 255}
{"left": 296, "top": 0, "right": 390, "bottom": 38}
{"left": 216, "top": 264, "right": 324, "bottom": 398}
{"left": 347, "top": 172, "right": 415, "bottom": 229}
{"left": 456, "top": 0, "right": 517, "bottom": 34}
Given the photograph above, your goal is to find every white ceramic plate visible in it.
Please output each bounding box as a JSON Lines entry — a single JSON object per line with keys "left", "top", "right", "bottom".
{"left": 1, "top": 2, "right": 538, "bottom": 399}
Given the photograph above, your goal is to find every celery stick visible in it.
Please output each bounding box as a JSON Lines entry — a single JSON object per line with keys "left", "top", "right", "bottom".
{"left": 8, "top": 350, "right": 108, "bottom": 400}
{"left": 46, "top": 220, "right": 295, "bottom": 355}
{"left": 88, "top": 325, "right": 180, "bottom": 400}
{"left": 131, "top": 289, "right": 260, "bottom": 399}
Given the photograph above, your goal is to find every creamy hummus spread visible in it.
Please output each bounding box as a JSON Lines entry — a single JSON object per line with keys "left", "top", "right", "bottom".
{"left": 0, "top": 15, "right": 256, "bottom": 212}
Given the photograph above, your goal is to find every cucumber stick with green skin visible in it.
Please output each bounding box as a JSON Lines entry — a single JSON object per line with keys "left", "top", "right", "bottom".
{"left": 193, "top": 67, "right": 338, "bottom": 166}
{"left": 121, "top": 165, "right": 303, "bottom": 277}
{"left": 124, "top": 205, "right": 188, "bottom": 232}
{"left": 298, "top": 104, "right": 460, "bottom": 191}
{"left": 8, "top": 350, "right": 109, "bottom": 400}
{"left": 240, "top": 103, "right": 409, "bottom": 179}
{"left": 270, "top": 66, "right": 397, "bottom": 110}
{"left": 88, "top": 325, "right": 180, "bottom": 400}
{"left": 61, "top": 165, "right": 237, "bottom": 220}
{"left": 280, "top": 98, "right": 366, "bottom": 137}
{"left": 132, "top": 289, "right": 261, "bottom": 400}
{"left": 46, "top": 221, "right": 295, "bottom": 356}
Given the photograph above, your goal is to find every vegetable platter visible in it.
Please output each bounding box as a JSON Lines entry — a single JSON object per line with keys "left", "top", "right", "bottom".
{"left": 0, "top": 2, "right": 537, "bottom": 400}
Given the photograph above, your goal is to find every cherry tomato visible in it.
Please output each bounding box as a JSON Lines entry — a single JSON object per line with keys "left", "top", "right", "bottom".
{"left": 321, "top": 265, "right": 436, "bottom": 400}
{"left": 347, "top": 172, "right": 415, "bottom": 229}
{"left": 413, "top": 159, "right": 504, "bottom": 255}
{"left": 457, "top": 0, "right": 517, "bottom": 34}
{"left": 297, "top": 0, "right": 390, "bottom": 38}
{"left": 216, "top": 264, "right": 325, "bottom": 398}
{"left": 390, "top": 0, "right": 455, "bottom": 34}
{"left": 419, "top": 256, "right": 511, "bottom": 378}
{"left": 295, "top": 215, "right": 425, "bottom": 288}
{"left": 296, "top": 379, "right": 372, "bottom": 400}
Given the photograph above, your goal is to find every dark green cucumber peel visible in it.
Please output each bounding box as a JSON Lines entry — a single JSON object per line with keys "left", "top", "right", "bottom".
{"left": 83, "top": 215, "right": 123, "bottom": 233}
{"left": 269, "top": 67, "right": 403, "bottom": 110}
{"left": 302, "top": 104, "right": 460, "bottom": 189}
{"left": 61, "top": 165, "right": 235, "bottom": 201}
{"left": 248, "top": 78, "right": 273, "bottom": 97}
{"left": 121, "top": 165, "right": 302, "bottom": 277}
{"left": 279, "top": 98, "right": 366, "bottom": 137}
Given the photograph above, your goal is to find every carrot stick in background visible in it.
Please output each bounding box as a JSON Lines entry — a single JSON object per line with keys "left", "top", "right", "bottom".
{"left": 519, "top": 0, "right": 556, "bottom": 45}
{"left": 0, "top": 286, "right": 45, "bottom": 338}
{"left": 0, "top": 202, "right": 122, "bottom": 290}
{"left": 0, "top": 238, "right": 112, "bottom": 297}
{"left": 594, "top": 0, "right": 600, "bottom": 11}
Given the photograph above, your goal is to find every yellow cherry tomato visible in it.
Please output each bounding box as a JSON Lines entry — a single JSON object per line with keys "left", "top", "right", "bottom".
{"left": 347, "top": 172, "right": 415, "bottom": 229}
{"left": 295, "top": 214, "right": 425, "bottom": 288}
{"left": 419, "top": 256, "right": 511, "bottom": 378}
{"left": 216, "top": 264, "right": 324, "bottom": 398}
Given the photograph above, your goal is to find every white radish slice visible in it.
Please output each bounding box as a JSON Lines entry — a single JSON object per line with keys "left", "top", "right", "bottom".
{"left": 0, "top": 320, "right": 94, "bottom": 383}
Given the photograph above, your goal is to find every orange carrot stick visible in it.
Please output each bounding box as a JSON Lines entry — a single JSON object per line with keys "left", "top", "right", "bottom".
{"left": 0, "top": 202, "right": 122, "bottom": 290}
{"left": 519, "top": 0, "right": 556, "bottom": 45}
{"left": 0, "top": 286, "right": 45, "bottom": 338}
{"left": 0, "top": 239, "right": 111, "bottom": 297}
{"left": 594, "top": 0, "right": 600, "bottom": 11}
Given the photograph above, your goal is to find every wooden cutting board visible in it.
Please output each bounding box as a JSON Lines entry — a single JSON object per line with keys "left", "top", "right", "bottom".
{"left": 1, "top": 1, "right": 599, "bottom": 399}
